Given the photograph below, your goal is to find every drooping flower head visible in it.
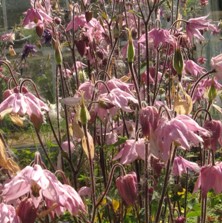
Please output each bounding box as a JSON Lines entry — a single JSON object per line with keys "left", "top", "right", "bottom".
{"left": 194, "top": 162, "right": 222, "bottom": 197}
{"left": 172, "top": 156, "right": 200, "bottom": 177}
{"left": 116, "top": 172, "right": 138, "bottom": 206}
{"left": 0, "top": 203, "right": 20, "bottom": 223}
{"left": 184, "top": 60, "right": 205, "bottom": 77}
{"left": 186, "top": 15, "right": 218, "bottom": 41}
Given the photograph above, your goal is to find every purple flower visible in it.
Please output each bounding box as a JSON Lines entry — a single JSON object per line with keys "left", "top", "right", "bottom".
{"left": 21, "top": 44, "right": 37, "bottom": 60}
{"left": 116, "top": 172, "right": 138, "bottom": 206}
{"left": 42, "top": 29, "right": 52, "bottom": 44}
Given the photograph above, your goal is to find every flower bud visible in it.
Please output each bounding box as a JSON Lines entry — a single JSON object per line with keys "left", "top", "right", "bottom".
{"left": 116, "top": 172, "right": 138, "bottom": 206}
{"left": 175, "top": 216, "right": 186, "bottom": 223}
{"left": 173, "top": 47, "right": 184, "bottom": 80}
{"left": 61, "top": 140, "right": 75, "bottom": 153}
{"left": 85, "top": 11, "right": 93, "bottom": 22}
{"left": 36, "top": 23, "right": 44, "bottom": 37}
{"left": 17, "top": 198, "right": 37, "bottom": 223}
{"left": 127, "top": 29, "right": 135, "bottom": 63}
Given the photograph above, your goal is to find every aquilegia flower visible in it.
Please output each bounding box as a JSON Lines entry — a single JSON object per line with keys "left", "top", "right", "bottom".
{"left": 150, "top": 115, "right": 210, "bottom": 161}
{"left": 194, "top": 162, "right": 222, "bottom": 197}
{"left": 202, "top": 120, "right": 222, "bottom": 151}
{"left": 21, "top": 44, "right": 37, "bottom": 60}
{"left": 113, "top": 138, "right": 145, "bottom": 164}
{"left": 186, "top": 15, "right": 218, "bottom": 41}
{"left": 2, "top": 164, "right": 86, "bottom": 216}
{"left": 184, "top": 60, "right": 205, "bottom": 76}
{"left": 0, "top": 203, "right": 20, "bottom": 223}
{"left": 116, "top": 172, "right": 138, "bottom": 206}
{"left": 0, "top": 87, "right": 48, "bottom": 130}
{"left": 139, "top": 106, "right": 159, "bottom": 138}
{"left": 211, "top": 53, "right": 222, "bottom": 79}
{"left": 172, "top": 156, "right": 200, "bottom": 177}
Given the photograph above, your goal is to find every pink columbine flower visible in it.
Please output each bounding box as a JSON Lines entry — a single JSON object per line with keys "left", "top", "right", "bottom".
{"left": 200, "top": 0, "right": 208, "bottom": 6}
{"left": 194, "top": 162, "right": 222, "bottom": 197}
{"left": 78, "top": 186, "right": 92, "bottom": 197}
{"left": 0, "top": 203, "right": 20, "bottom": 223}
{"left": 0, "top": 87, "right": 48, "bottom": 130}
{"left": 172, "top": 156, "right": 200, "bottom": 177}
{"left": 184, "top": 60, "right": 205, "bottom": 76}
{"left": 138, "top": 28, "right": 176, "bottom": 49}
{"left": 23, "top": 8, "right": 52, "bottom": 28}
{"left": 150, "top": 115, "right": 210, "bottom": 161}
{"left": 211, "top": 53, "right": 222, "bottom": 78}
{"left": 61, "top": 141, "right": 75, "bottom": 153}
{"left": 203, "top": 120, "right": 222, "bottom": 151}
{"left": 66, "top": 14, "right": 87, "bottom": 32}
{"left": 116, "top": 172, "right": 138, "bottom": 206}
{"left": 2, "top": 164, "right": 86, "bottom": 216}
{"left": 139, "top": 106, "right": 159, "bottom": 138}
{"left": 113, "top": 138, "right": 145, "bottom": 164}
{"left": 0, "top": 32, "right": 15, "bottom": 43}
{"left": 186, "top": 15, "right": 218, "bottom": 41}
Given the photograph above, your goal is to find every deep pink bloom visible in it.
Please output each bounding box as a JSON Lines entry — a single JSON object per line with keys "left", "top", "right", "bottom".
{"left": 2, "top": 164, "right": 86, "bottom": 216}
{"left": 116, "top": 172, "right": 138, "bottom": 206}
{"left": 200, "top": 0, "right": 208, "bottom": 6}
{"left": 113, "top": 138, "right": 145, "bottom": 164}
{"left": 138, "top": 28, "right": 176, "bottom": 48}
{"left": 172, "top": 156, "right": 200, "bottom": 176}
{"left": 0, "top": 203, "right": 20, "bottom": 223}
{"left": 194, "top": 162, "right": 222, "bottom": 197}
{"left": 203, "top": 120, "right": 222, "bottom": 151}
{"left": 186, "top": 15, "right": 218, "bottom": 41}
{"left": 139, "top": 106, "right": 159, "bottom": 137}
{"left": 150, "top": 115, "right": 210, "bottom": 161}
{"left": 17, "top": 198, "right": 37, "bottom": 223}
{"left": 184, "top": 60, "right": 205, "bottom": 76}
{"left": 175, "top": 216, "right": 186, "bottom": 223}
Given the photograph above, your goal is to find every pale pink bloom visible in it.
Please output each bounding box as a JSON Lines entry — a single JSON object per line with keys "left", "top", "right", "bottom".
{"left": 186, "top": 15, "right": 218, "bottom": 41}
{"left": 203, "top": 120, "right": 222, "bottom": 151}
{"left": 113, "top": 138, "right": 145, "bottom": 164}
{"left": 2, "top": 164, "right": 85, "bottom": 216}
{"left": 61, "top": 141, "right": 75, "bottom": 153}
{"left": 211, "top": 53, "right": 222, "bottom": 78}
{"left": 150, "top": 115, "right": 210, "bottom": 161}
{"left": 172, "top": 156, "right": 200, "bottom": 176}
{"left": 78, "top": 186, "right": 92, "bottom": 197}
{"left": 194, "top": 162, "right": 222, "bottom": 197}
{"left": 139, "top": 106, "right": 159, "bottom": 138}
{"left": 105, "top": 131, "right": 118, "bottom": 145}
{"left": 23, "top": 8, "right": 52, "bottom": 28}
{"left": 0, "top": 203, "right": 20, "bottom": 223}
{"left": 184, "top": 60, "right": 205, "bottom": 76}
{"left": 138, "top": 28, "right": 176, "bottom": 48}
{"left": 77, "top": 81, "right": 94, "bottom": 100}
{"left": 116, "top": 172, "right": 138, "bottom": 206}
{"left": 0, "top": 32, "right": 15, "bottom": 43}
{"left": 66, "top": 14, "right": 87, "bottom": 32}
{"left": 0, "top": 88, "right": 48, "bottom": 129}
{"left": 192, "top": 78, "right": 222, "bottom": 102}
{"left": 105, "top": 88, "right": 138, "bottom": 112}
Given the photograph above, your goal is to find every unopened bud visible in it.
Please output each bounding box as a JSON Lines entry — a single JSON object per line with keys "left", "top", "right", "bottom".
{"left": 173, "top": 47, "right": 184, "bottom": 81}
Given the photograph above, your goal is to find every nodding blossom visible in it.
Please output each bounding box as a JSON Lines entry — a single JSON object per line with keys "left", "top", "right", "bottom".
{"left": 2, "top": 164, "right": 86, "bottom": 216}
{"left": 194, "top": 162, "right": 222, "bottom": 197}
{"left": 116, "top": 172, "right": 138, "bottom": 206}
{"left": 21, "top": 44, "right": 37, "bottom": 60}
{"left": 211, "top": 53, "right": 222, "bottom": 79}
{"left": 150, "top": 115, "right": 210, "bottom": 162}
{"left": 184, "top": 60, "right": 205, "bottom": 76}
{"left": 172, "top": 156, "right": 200, "bottom": 177}
{"left": 186, "top": 15, "right": 218, "bottom": 41}
{"left": 0, "top": 87, "right": 48, "bottom": 130}
{"left": 0, "top": 203, "right": 20, "bottom": 223}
